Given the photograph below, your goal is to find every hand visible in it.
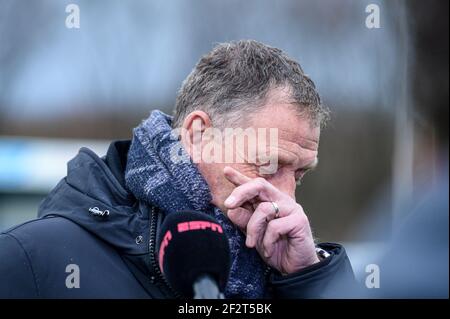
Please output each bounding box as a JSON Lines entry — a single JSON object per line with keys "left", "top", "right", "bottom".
{"left": 223, "top": 166, "right": 319, "bottom": 274}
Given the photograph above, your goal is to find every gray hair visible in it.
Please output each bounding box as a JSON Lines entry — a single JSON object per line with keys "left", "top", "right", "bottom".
{"left": 172, "top": 40, "right": 329, "bottom": 128}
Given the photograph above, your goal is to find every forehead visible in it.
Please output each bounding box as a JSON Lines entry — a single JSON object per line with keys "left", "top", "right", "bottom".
{"left": 247, "top": 103, "right": 320, "bottom": 152}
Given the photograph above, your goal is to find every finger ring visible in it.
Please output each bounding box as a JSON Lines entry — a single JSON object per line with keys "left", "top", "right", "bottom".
{"left": 270, "top": 201, "right": 280, "bottom": 218}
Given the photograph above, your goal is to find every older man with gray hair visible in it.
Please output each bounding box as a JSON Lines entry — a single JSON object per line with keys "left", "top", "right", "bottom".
{"left": 0, "top": 40, "right": 354, "bottom": 298}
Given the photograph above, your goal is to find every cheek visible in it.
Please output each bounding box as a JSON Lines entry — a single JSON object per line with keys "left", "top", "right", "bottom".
{"left": 266, "top": 169, "right": 297, "bottom": 197}
{"left": 231, "top": 164, "right": 261, "bottom": 179}
{"left": 198, "top": 162, "right": 227, "bottom": 189}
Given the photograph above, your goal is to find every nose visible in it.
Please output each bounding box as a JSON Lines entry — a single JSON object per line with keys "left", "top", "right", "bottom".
{"left": 266, "top": 168, "right": 296, "bottom": 199}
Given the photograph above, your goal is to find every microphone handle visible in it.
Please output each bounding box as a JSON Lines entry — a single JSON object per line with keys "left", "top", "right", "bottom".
{"left": 193, "top": 274, "right": 225, "bottom": 299}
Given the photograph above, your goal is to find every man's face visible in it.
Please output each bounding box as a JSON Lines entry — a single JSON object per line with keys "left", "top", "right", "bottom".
{"left": 185, "top": 102, "right": 320, "bottom": 213}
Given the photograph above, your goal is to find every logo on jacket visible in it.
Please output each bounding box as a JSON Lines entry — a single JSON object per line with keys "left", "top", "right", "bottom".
{"left": 88, "top": 207, "right": 110, "bottom": 217}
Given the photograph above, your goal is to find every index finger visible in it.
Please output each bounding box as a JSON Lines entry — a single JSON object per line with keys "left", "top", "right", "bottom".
{"left": 223, "top": 166, "right": 252, "bottom": 186}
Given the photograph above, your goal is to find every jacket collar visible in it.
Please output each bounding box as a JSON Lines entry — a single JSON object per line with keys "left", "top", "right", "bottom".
{"left": 38, "top": 140, "right": 151, "bottom": 255}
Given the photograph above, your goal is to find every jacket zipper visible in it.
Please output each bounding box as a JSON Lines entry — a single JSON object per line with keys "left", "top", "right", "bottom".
{"left": 148, "top": 206, "right": 182, "bottom": 299}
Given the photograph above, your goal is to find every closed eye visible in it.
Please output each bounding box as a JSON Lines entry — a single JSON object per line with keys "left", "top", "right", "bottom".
{"left": 257, "top": 164, "right": 284, "bottom": 179}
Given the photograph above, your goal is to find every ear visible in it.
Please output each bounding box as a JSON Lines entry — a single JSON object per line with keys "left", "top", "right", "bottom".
{"left": 180, "top": 110, "right": 212, "bottom": 156}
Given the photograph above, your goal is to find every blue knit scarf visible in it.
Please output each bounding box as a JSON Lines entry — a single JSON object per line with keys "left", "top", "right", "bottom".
{"left": 125, "top": 110, "right": 267, "bottom": 298}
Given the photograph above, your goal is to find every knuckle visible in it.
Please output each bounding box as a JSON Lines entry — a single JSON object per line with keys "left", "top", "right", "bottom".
{"left": 266, "top": 220, "right": 278, "bottom": 235}
{"left": 254, "top": 177, "right": 267, "bottom": 189}
{"left": 229, "top": 211, "right": 243, "bottom": 225}
{"left": 257, "top": 202, "right": 273, "bottom": 215}
{"left": 295, "top": 203, "right": 305, "bottom": 212}
{"left": 297, "top": 211, "right": 309, "bottom": 225}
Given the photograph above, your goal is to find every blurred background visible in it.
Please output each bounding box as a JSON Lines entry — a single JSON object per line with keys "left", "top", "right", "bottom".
{"left": 0, "top": 0, "right": 448, "bottom": 281}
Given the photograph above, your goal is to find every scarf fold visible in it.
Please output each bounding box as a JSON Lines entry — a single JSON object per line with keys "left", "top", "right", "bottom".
{"left": 125, "top": 110, "right": 267, "bottom": 298}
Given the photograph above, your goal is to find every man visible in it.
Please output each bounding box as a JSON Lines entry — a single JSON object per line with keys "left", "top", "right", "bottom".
{"left": 0, "top": 40, "right": 354, "bottom": 298}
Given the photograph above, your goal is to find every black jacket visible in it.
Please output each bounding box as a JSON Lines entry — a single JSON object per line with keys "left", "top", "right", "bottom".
{"left": 0, "top": 140, "right": 354, "bottom": 298}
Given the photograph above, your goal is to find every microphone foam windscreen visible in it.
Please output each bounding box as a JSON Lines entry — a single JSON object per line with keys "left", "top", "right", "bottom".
{"left": 157, "top": 210, "right": 231, "bottom": 297}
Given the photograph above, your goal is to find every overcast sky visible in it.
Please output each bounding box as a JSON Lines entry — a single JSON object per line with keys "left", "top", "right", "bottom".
{"left": 0, "top": 0, "right": 401, "bottom": 120}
